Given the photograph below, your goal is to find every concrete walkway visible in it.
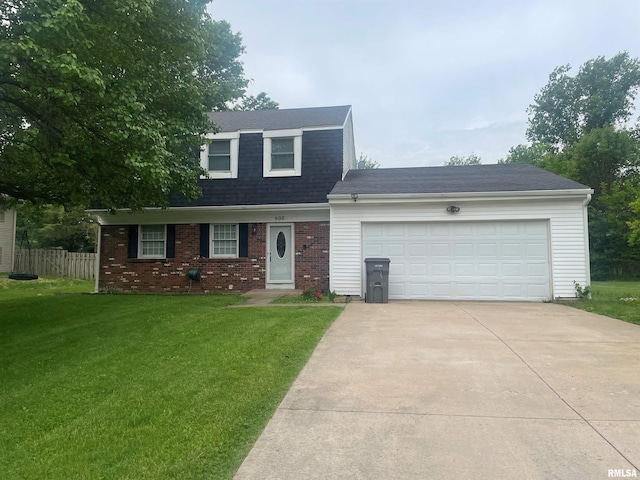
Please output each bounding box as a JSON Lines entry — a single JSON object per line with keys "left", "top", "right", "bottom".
{"left": 234, "top": 301, "right": 640, "bottom": 479}
{"left": 231, "top": 289, "right": 302, "bottom": 307}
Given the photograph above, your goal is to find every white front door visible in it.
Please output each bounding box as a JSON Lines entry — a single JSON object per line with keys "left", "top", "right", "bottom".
{"left": 267, "top": 224, "right": 294, "bottom": 286}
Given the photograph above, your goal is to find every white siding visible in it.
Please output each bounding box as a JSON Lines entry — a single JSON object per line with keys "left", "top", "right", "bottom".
{"left": 341, "top": 110, "right": 356, "bottom": 177}
{"left": 0, "top": 208, "right": 16, "bottom": 272}
{"left": 329, "top": 196, "right": 590, "bottom": 300}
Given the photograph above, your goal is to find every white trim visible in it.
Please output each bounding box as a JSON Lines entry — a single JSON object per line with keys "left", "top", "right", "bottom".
{"left": 266, "top": 223, "right": 295, "bottom": 285}
{"left": 138, "top": 224, "right": 167, "bottom": 259}
{"left": 263, "top": 129, "right": 303, "bottom": 178}
{"left": 328, "top": 189, "right": 594, "bottom": 203}
{"left": 92, "top": 203, "right": 330, "bottom": 226}
{"left": 200, "top": 132, "right": 239, "bottom": 179}
{"left": 210, "top": 223, "right": 239, "bottom": 258}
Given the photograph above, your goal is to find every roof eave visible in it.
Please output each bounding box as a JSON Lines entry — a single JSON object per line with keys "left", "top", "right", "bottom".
{"left": 328, "top": 189, "right": 594, "bottom": 203}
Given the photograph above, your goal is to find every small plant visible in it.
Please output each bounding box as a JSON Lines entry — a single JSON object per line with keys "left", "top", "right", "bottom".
{"left": 99, "top": 283, "right": 121, "bottom": 295}
{"left": 301, "top": 284, "right": 323, "bottom": 301}
{"left": 574, "top": 281, "right": 591, "bottom": 300}
{"left": 328, "top": 290, "right": 338, "bottom": 302}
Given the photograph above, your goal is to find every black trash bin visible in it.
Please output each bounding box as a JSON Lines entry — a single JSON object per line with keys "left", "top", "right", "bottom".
{"left": 364, "top": 258, "right": 390, "bottom": 303}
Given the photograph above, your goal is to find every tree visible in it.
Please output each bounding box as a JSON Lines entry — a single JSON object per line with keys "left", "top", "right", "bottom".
{"left": 0, "top": 0, "right": 248, "bottom": 211}
{"left": 358, "top": 153, "right": 379, "bottom": 169}
{"left": 234, "top": 92, "right": 279, "bottom": 111}
{"left": 444, "top": 153, "right": 481, "bottom": 166}
{"left": 522, "top": 52, "right": 640, "bottom": 279}
{"left": 16, "top": 203, "right": 98, "bottom": 252}
{"left": 527, "top": 52, "right": 640, "bottom": 151}
{"left": 498, "top": 142, "right": 551, "bottom": 165}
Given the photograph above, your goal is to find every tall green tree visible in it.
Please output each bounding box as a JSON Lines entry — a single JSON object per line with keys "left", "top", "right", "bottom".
{"left": 444, "top": 153, "right": 481, "bottom": 166}
{"left": 524, "top": 52, "right": 640, "bottom": 279}
{"left": 0, "top": 0, "right": 248, "bottom": 210}
{"left": 527, "top": 52, "right": 640, "bottom": 151}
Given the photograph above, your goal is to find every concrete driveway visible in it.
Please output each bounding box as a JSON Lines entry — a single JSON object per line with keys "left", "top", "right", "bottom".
{"left": 234, "top": 302, "right": 640, "bottom": 480}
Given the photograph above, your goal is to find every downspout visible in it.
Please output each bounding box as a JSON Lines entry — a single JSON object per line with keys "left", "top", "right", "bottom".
{"left": 583, "top": 194, "right": 592, "bottom": 285}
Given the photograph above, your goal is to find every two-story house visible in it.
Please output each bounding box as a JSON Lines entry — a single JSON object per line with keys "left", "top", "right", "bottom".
{"left": 94, "top": 104, "right": 593, "bottom": 301}
{"left": 94, "top": 105, "right": 355, "bottom": 293}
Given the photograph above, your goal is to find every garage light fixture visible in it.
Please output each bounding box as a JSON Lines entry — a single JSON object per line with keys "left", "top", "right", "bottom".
{"left": 446, "top": 205, "right": 460, "bottom": 213}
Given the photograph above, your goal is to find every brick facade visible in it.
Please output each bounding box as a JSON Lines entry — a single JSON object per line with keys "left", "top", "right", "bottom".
{"left": 99, "top": 221, "right": 329, "bottom": 293}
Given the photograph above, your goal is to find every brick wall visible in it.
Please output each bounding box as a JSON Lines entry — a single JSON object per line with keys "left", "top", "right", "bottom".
{"left": 99, "top": 221, "right": 329, "bottom": 293}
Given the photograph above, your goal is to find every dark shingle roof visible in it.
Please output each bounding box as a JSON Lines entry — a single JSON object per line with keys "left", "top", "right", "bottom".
{"left": 207, "top": 105, "right": 351, "bottom": 132}
{"left": 329, "top": 163, "right": 590, "bottom": 195}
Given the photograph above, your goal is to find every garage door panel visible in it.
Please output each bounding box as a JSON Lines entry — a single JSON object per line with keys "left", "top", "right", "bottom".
{"left": 431, "top": 243, "right": 450, "bottom": 256}
{"left": 408, "top": 243, "right": 427, "bottom": 256}
{"left": 431, "top": 263, "right": 450, "bottom": 276}
{"left": 387, "top": 243, "right": 405, "bottom": 256}
{"left": 363, "top": 221, "right": 550, "bottom": 301}
{"left": 478, "top": 243, "right": 498, "bottom": 257}
{"left": 526, "top": 242, "right": 547, "bottom": 258}
{"left": 455, "top": 243, "right": 474, "bottom": 256}
{"left": 455, "top": 263, "right": 475, "bottom": 276}
{"left": 478, "top": 263, "right": 498, "bottom": 275}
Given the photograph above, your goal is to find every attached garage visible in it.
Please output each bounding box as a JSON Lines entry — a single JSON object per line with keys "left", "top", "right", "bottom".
{"left": 362, "top": 221, "right": 550, "bottom": 301}
{"left": 328, "top": 164, "right": 593, "bottom": 301}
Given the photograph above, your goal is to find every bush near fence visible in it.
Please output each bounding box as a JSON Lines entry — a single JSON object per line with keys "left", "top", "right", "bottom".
{"left": 14, "top": 249, "right": 96, "bottom": 280}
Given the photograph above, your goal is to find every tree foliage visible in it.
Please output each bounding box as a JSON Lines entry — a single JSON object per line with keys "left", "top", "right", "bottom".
{"left": 522, "top": 52, "right": 640, "bottom": 279}
{"left": 0, "top": 0, "right": 248, "bottom": 210}
{"left": 498, "top": 142, "right": 551, "bottom": 165}
{"left": 15, "top": 204, "right": 98, "bottom": 252}
{"left": 527, "top": 52, "right": 640, "bottom": 151}
{"left": 444, "top": 153, "right": 482, "bottom": 166}
{"left": 234, "top": 92, "right": 279, "bottom": 111}
{"left": 358, "top": 153, "right": 379, "bottom": 169}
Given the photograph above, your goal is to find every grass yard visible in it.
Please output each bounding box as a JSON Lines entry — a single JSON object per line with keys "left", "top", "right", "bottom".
{"left": 0, "top": 275, "right": 343, "bottom": 479}
{"left": 564, "top": 280, "right": 640, "bottom": 325}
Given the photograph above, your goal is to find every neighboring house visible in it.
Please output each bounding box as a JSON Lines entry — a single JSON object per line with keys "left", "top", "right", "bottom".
{"left": 92, "top": 105, "right": 593, "bottom": 301}
{"left": 0, "top": 206, "right": 17, "bottom": 273}
{"left": 328, "top": 164, "right": 593, "bottom": 301}
{"left": 93, "top": 105, "right": 356, "bottom": 293}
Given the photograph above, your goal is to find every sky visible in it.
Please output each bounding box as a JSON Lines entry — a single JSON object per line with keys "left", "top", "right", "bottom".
{"left": 207, "top": 0, "right": 640, "bottom": 168}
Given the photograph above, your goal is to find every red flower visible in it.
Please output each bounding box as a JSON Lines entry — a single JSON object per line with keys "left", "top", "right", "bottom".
{"left": 315, "top": 291, "right": 323, "bottom": 300}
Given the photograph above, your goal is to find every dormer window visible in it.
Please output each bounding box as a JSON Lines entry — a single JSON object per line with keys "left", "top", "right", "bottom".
{"left": 263, "top": 129, "right": 302, "bottom": 177}
{"left": 201, "top": 131, "right": 239, "bottom": 179}
{"left": 208, "top": 141, "right": 231, "bottom": 172}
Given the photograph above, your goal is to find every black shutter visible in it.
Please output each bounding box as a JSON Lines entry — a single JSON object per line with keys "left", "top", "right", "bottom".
{"left": 166, "top": 225, "right": 176, "bottom": 258}
{"left": 239, "top": 223, "right": 249, "bottom": 258}
{"left": 128, "top": 225, "right": 138, "bottom": 259}
{"left": 199, "top": 224, "right": 210, "bottom": 257}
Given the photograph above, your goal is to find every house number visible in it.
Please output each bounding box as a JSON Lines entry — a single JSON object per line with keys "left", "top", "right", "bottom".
{"left": 275, "top": 215, "right": 285, "bottom": 221}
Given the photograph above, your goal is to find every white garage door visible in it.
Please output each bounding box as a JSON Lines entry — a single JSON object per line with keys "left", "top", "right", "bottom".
{"left": 362, "top": 221, "right": 551, "bottom": 301}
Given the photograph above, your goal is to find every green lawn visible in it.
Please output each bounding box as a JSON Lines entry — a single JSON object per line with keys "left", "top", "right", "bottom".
{"left": 563, "top": 280, "right": 640, "bottom": 325}
{"left": 0, "top": 275, "right": 342, "bottom": 479}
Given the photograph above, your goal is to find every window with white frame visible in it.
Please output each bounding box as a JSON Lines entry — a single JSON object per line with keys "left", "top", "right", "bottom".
{"left": 263, "top": 129, "right": 302, "bottom": 177}
{"left": 208, "top": 140, "right": 231, "bottom": 172}
{"left": 139, "top": 225, "right": 166, "bottom": 258}
{"left": 201, "top": 132, "right": 239, "bottom": 179}
{"left": 211, "top": 224, "right": 238, "bottom": 257}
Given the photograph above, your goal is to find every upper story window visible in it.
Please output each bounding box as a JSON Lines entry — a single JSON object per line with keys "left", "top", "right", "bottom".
{"left": 139, "top": 225, "right": 166, "bottom": 258}
{"left": 201, "top": 132, "right": 239, "bottom": 179}
{"left": 263, "top": 129, "right": 302, "bottom": 177}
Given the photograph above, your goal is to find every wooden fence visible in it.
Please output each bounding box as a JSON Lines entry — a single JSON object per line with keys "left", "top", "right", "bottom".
{"left": 14, "top": 249, "right": 96, "bottom": 280}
